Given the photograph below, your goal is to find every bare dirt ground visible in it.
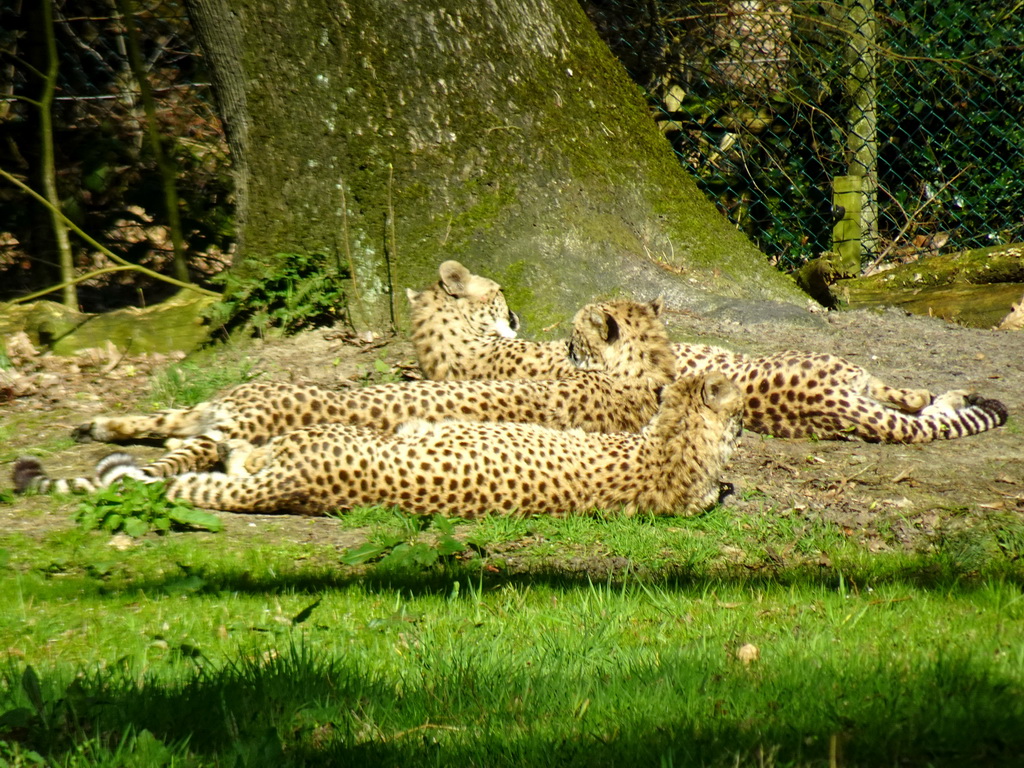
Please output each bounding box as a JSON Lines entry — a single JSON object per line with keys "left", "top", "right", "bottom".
{"left": 2, "top": 302, "right": 1022, "bottom": 559}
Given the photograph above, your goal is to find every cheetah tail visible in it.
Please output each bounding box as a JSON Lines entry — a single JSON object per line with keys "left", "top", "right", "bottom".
{"left": 922, "top": 394, "right": 1009, "bottom": 441}
{"left": 13, "top": 452, "right": 153, "bottom": 495}
{"left": 966, "top": 394, "right": 1009, "bottom": 427}
{"left": 13, "top": 457, "right": 48, "bottom": 494}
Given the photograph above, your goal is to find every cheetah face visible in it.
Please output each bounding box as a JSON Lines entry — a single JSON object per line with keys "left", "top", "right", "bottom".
{"left": 495, "top": 306, "right": 521, "bottom": 339}
{"left": 568, "top": 306, "right": 619, "bottom": 370}
{"left": 567, "top": 298, "right": 674, "bottom": 381}
{"left": 567, "top": 329, "right": 596, "bottom": 369}
{"left": 437, "top": 260, "right": 521, "bottom": 339}
{"left": 457, "top": 289, "right": 518, "bottom": 339}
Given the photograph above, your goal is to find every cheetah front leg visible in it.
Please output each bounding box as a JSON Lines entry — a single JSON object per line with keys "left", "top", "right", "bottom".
{"left": 217, "top": 438, "right": 273, "bottom": 476}
{"left": 919, "top": 390, "right": 971, "bottom": 416}
{"left": 73, "top": 402, "right": 231, "bottom": 443}
{"left": 138, "top": 436, "right": 222, "bottom": 478}
{"left": 165, "top": 472, "right": 312, "bottom": 514}
{"left": 865, "top": 376, "right": 932, "bottom": 414}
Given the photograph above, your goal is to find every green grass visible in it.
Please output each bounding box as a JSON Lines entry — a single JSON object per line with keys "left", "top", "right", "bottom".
{"left": 0, "top": 418, "right": 77, "bottom": 464}
{"left": 147, "top": 353, "right": 258, "bottom": 410}
{"left": 1, "top": 504, "right": 1024, "bottom": 767}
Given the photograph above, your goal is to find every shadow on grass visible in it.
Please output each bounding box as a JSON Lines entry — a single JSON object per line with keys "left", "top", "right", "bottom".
{"left": 2, "top": 642, "right": 1022, "bottom": 767}
{"left": 102, "top": 551, "right": 1024, "bottom": 603}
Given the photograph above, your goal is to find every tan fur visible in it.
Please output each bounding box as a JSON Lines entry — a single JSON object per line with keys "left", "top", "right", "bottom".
{"left": 163, "top": 374, "right": 743, "bottom": 517}
{"left": 409, "top": 261, "right": 1009, "bottom": 443}
{"left": 407, "top": 260, "right": 567, "bottom": 380}
{"left": 21, "top": 301, "right": 675, "bottom": 492}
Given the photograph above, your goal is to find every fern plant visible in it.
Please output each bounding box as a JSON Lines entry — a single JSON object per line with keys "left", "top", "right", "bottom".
{"left": 208, "top": 252, "right": 348, "bottom": 337}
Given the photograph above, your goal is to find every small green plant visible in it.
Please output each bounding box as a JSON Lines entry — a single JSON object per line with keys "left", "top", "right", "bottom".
{"left": 208, "top": 252, "right": 348, "bottom": 337}
{"left": 354, "top": 352, "right": 402, "bottom": 386}
{"left": 74, "top": 479, "right": 222, "bottom": 537}
{"left": 0, "top": 665, "right": 179, "bottom": 765}
{"left": 149, "top": 357, "right": 257, "bottom": 409}
{"left": 341, "top": 513, "right": 465, "bottom": 569}
{"left": 0, "top": 666, "right": 60, "bottom": 755}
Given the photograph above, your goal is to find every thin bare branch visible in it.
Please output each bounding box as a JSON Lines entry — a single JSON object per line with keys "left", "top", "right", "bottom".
{"left": 0, "top": 166, "right": 220, "bottom": 298}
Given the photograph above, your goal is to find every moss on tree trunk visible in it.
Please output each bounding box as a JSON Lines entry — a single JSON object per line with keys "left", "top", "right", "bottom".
{"left": 186, "top": 0, "right": 807, "bottom": 334}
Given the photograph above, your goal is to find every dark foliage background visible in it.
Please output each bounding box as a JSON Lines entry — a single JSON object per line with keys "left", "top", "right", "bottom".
{"left": 584, "top": 0, "right": 1024, "bottom": 269}
{"left": 1, "top": 0, "right": 1020, "bottom": 312}
{"left": 0, "top": 0, "right": 232, "bottom": 310}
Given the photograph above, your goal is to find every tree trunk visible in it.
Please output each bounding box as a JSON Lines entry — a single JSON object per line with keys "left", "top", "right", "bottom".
{"left": 117, "top": 0, "right": 191, "bottom": 284}
{"left": 185, "top": 0, "right": 808, "bottom": 333}
{"left": 37, "top": 0, "right": 76, "bottom": 306}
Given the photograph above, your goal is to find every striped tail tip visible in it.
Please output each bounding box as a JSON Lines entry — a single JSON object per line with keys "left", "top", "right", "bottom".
{"left": 95, "top": 452, "right": 154, "bottom": 484}
{"left": 966, "top": 394, "right": 1009, "bottom": 427}
{"left": 13, "top": 457, "right": 46, "bottom": 494}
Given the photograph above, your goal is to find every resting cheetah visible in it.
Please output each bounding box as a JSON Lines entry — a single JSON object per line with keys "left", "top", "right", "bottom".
{"left": 49, "top": 373, "right": 743, "bottom": 517}
{"left": 15, "top": 299, "right": 675, "bottom": 493}
{"left": 407, "top": 260, "right": 561, "bottom": 380}
{"left": 408, "top": 261, "right": 1008, "bottom": 443}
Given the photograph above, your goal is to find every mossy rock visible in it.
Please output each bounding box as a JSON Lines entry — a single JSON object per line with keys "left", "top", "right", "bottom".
{"left": 0, "top": 292, "right": 217, "bottom": 355}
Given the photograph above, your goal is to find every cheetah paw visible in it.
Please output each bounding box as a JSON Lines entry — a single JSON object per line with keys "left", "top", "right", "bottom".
{"left": 921, "top": 390, "right": 971, "bottom": 416}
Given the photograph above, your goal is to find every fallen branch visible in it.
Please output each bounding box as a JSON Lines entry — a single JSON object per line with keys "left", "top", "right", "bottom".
{"left": 7, "top": 265, "right": 136, "bottom": 305}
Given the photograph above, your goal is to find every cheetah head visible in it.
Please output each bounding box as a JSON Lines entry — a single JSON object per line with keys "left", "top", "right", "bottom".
{"left": 567, "top": 298, "right": 676, "bottom": 382}
{"left": 406, "top": 260, "right": 520, "bottom": 339}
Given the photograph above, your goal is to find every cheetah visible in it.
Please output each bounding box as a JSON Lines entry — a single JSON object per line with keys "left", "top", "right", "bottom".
{"left": 39, "top": 373, "right": 744, "bottom": 518}
{"left": 408, "top": 261, "right": 1008, "bottom": 443}
{"left": 406, "top": 259, "right": 551, "bottom": 380}
{"left": 15, "top": 299, "right": 676, "bottom": 493}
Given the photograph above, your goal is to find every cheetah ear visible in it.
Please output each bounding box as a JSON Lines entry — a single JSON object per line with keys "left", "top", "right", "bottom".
{"left": 439, "top": 260, "right": 471, "bottom": 297}
{"left": 589, "top": 310, "right": 620, "bottom": 344}
{"left": 649, "top": 296, "right": 665, "bottom": 317}
{"left": 701, "top": 373, "right": 742, "bottom": 413}
{"left": 405, "top": 287, "right": 420, "bottom": 302}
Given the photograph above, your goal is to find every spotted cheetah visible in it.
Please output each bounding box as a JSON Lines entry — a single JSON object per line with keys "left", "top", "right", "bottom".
{"left": 15, "top": 299, "right": 676, "bottom": 493}
{"left": 407, "top": 260, "right": 550, "bottom": 380}
{"left": 50, "top": 373, "right": 743, "bottom": 517}
{"left": 408, "top": 261, "right": 1008, "bottom": 443}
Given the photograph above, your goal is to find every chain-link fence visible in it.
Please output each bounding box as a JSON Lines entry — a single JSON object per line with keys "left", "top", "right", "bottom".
{"left": 583, "top": 0, "right": 1024, "bottom": 272}
{"left": 0, "top": 0, "right": 230, "bottom": 309}
{"left": 3, "top": 1, "right": 1020, "bottom": 308}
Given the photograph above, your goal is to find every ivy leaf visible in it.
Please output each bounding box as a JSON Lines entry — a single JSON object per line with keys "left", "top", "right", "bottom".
{"left": 103, "top": 513, "right": 125, "bottom": 532}
{"left": 436, "top": 538, "right": 465, "bottom": 557}
{"left": 409, "top": 542, "right": 439, "bottom": 567}
{"left": 341, "top": 542, "right": 389, "bottom": 566}
{"left": 432, "top": 514, "right": 455, "bottom": 536}
{"left": 123, "top": 517, "right": 150, "bottom": 538}
{"left": 169, "top": 507, "right": 223, "bottom": 532}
